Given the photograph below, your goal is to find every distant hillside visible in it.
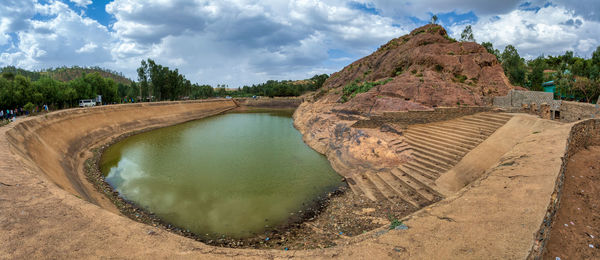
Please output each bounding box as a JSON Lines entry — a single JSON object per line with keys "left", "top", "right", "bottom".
{"left": 0, "top": 66, "right": 133, "bottom": 85}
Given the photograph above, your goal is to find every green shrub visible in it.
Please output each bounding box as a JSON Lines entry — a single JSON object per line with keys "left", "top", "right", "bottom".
{"left": 454, "top": 74, "right": 467, "bottom": 83}
{"left": 339, "top": 78, "right": 393, "bottom": 103}
{"left": 24, "top": 102, "right": 35, "bottom": 114}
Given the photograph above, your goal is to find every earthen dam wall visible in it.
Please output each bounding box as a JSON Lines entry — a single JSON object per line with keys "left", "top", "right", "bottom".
{"left": 6, "top": 99, "right": 237, "bottom": 209}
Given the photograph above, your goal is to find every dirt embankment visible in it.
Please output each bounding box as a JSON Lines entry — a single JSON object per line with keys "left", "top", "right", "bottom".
{"left": 235, "top": 97, "right": 303, "bottom": 109}
{"left": 6, "top": 99, "right": 237, "bottom": 210}
{"left": 543, "top": 146, "right": 600, "bottom": 259}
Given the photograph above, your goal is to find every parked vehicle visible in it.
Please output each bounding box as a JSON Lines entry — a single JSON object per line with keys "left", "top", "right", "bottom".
{"left": 78, "top": 99, "right": 96, "bottom": 107}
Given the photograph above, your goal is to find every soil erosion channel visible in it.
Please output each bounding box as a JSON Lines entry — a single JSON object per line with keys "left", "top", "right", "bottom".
{"left": 100, "top": 110, "right": 343, "bottom": 240}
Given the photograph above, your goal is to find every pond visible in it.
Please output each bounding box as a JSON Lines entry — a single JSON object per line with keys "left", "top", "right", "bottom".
{"left": 101, "top": 110, "right": 343, "bottom": 238}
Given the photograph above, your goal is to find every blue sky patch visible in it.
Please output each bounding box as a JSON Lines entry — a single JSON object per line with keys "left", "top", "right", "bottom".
{"left": 347, "top": 1, "right": 380, "bottom": 15}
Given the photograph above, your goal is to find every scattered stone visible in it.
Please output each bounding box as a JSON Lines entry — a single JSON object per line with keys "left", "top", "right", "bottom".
{"left": 147, "top": 230, "right": 156, "bottom": 235}
{"left": 394, "top": 225, "right": 409, "bottom": 230}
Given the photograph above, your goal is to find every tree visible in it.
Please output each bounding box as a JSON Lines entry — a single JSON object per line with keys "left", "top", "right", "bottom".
{"left": 592, "top": 46, "right": 600, "bottom": 66}
{"left": 460, "top": 25, "right": 475, "bottom": 42}
{"left": 501, "top": 45, "right": 526, "bottom": 86}
{"left": 481, "top": 42, "right": 500, "bottom": 60}
{"left": 572, "top": 76, "right": 598, "bottom": 103}
{"left": 527, "top": 56, "right": 546, "bottom": 91}
{"left": 137, "top": 60, "right": 149, "bottom": 101}
{"left": 431, "top": 15, "right": 438, "bottom": 24}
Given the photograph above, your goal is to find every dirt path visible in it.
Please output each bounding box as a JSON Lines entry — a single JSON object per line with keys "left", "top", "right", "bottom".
{"left": 543, "top": 146, "right": 600, "bottom": 259}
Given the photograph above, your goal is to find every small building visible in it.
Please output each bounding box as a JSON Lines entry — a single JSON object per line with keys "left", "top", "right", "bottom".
{"left": 542, "top": 81, "right": 555, "bottom": 94}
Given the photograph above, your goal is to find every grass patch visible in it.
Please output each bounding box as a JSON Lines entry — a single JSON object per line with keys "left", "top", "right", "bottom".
{"left": 444, "top": 35, "right": 457, "bottom": 42}
{"left": 340, "top": 78, "right": 393, "bottom": 103}
{"left": 392, "top": 66, "right": 404, "bottom": 77}
{"left": 314, "top": 89, "right": 328, "bottom": 100}
{"left": 427, "top": 26, "right": 441, "bottom": 33}
{"left": 434, "top": 64, "right": 443, "bottom": 72}
{"left": 453, "top": 73, "right": 467, "bottom": 83}
{"left": 413, "top": 29, "right": 426, "bottom": 36}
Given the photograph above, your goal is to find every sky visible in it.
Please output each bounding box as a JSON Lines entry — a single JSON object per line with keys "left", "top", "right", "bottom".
{"left": 0, "top": 0, "right": 599, "bottom": 86}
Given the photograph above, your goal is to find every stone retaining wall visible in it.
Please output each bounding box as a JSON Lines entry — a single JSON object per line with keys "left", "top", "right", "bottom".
{"left": 559, "top": 101, "right": 600, "bottom": 122}
{"left": 234, "top": 97, "right": 302, "bottom": 108}
{"left": 493, "top": 90, "right": 554, "bottom": 108}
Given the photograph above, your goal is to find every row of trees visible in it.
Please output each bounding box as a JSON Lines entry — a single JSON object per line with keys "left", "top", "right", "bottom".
{"left": 0, "top": 60, "right": 330, "bottom": 113}
{"left": 481, "top": 41, "right": 600, "bottom": 102}
{"left": 0, "top": 72, "right": 123, "bottom": 111}
{"left": 237, "top": 74, "right": 329, "bottom": 97}
{"left": 136, "top": 59, "right": 328, "bottom": 99}
{"left": 456, "top": 22, "right": 600, "bottom": 103}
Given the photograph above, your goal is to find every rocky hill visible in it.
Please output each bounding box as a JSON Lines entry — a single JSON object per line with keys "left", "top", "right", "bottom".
{"left": 310, "top": 24, "right": 515, "bottom": 114}
{"left": 293, "top": 24, "right": 519, "bottom": 192}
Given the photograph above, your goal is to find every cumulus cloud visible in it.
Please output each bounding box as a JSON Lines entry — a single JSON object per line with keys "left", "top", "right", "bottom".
{"left": 448, "top": 4, "right": 600, "bottom": 58}
{"left": 105, "top": 0, "right": 407, "bottom": 85}
{"left": 0, "top": 0, "right": 599, "bottom": 86}
{"left": 69, "top": 0, "right": 92, "bottom": 8}
{"left": 0, "top": 0, "right": 114, "bottom": 69}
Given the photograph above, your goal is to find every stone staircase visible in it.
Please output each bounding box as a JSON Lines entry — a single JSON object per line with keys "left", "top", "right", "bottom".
{"left": 347, "top": 112, "right": 514, "bottom": 208}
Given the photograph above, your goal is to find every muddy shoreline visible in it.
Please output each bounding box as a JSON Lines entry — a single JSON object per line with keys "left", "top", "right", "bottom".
{"left": 84, "top": 108, "right": 416, "bottom": 250}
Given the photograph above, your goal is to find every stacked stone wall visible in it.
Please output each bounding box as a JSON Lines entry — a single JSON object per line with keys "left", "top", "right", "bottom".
{"left": 559, "top": 101, "right": 600, "bottom": 122}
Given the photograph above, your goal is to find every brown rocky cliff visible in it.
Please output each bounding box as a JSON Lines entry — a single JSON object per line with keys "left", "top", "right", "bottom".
{"left": 312, "top": 24, "right": 515, "bottom": 115}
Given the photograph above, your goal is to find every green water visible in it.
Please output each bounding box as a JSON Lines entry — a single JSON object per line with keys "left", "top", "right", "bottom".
{"left": 101, "top": 110, "right": 342, "bottom": 238}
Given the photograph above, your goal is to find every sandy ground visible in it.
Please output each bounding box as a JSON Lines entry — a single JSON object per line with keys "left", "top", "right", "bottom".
{"left": 543, "top": 146, "right": 600, "bottom": 259}
{"left": 0, "top": 105, "right": 581, "bottom": 259}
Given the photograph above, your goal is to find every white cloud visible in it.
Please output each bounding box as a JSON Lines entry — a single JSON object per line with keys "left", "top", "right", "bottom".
{"left": 76, "top": 42, "right": 98, "bottom": 53}
{"left": 0, "top": 0, "right": 114, "bottom": 69}
{"left": 1, "top": 0, "right": 599, "bottom": 86}
{"left": 104, "top": 0, "right": 408, "bottom": 85}
{"left": 449, "top": 5, "right": 600, "bottom": 59}
{"left": 69, "top": 0, "right": 92, "bottom": 8}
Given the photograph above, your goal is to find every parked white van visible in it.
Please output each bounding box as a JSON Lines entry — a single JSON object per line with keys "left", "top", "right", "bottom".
{"left": 79, "top": 99, "right": 96, "bottom": 107}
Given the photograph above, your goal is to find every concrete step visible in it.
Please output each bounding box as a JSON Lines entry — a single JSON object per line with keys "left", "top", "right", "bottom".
{"left": 411, "top": 152, "right": 453, "bottom": 172}
{"left": 407, "top": 127, "right": 481, "bottom": 146}
{"left": 364, "top": 172, "right": 408, "bottom": 204}
{"left": 395, "top": 166, "right": 437, "bottom": 189}
{"left": 405, "top": 134, "right": 470, "bottom": 155}
{"left": 453, "top": 117, "right": 504, "bottom": 130}
{"left": 473, "top": 112, "right": 513, "bottom": 122}
{"left": 432, "top": 122, "right": 495, "bottom": 137}
{"left": 416, "top": 124, "right": 488, "bottom": 141}
{"left": 351, "top": 174, "right": 385, "bottom": 201}
{"left": 384, "top": 169, "right": 439, "bottom": 201}
{"left": 440, "top": 121, "right": 498, "bottom": 134}
{"left": 406, "top": 140, "right": 464, "bottom": 161}
{"left": 405, "top": 131, "right": 475, "bottom": 151}
{"left": 367, "top": 172, "right": 424, "bottom": 208}
{"left": 465, "top": 115, "right": 509, "bottom": 126}
{"left": 404, "top": 161, "right": 442, "bottom": 180}
{"left": 408, "top": 127, "right": 482, "bottom": 146}
{"left": 411, "top": 146, "right": 459, "bottom": 166}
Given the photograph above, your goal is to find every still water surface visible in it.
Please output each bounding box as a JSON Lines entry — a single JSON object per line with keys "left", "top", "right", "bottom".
{"left": 101, "top": 110, "right": 342, "bottom": 238}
